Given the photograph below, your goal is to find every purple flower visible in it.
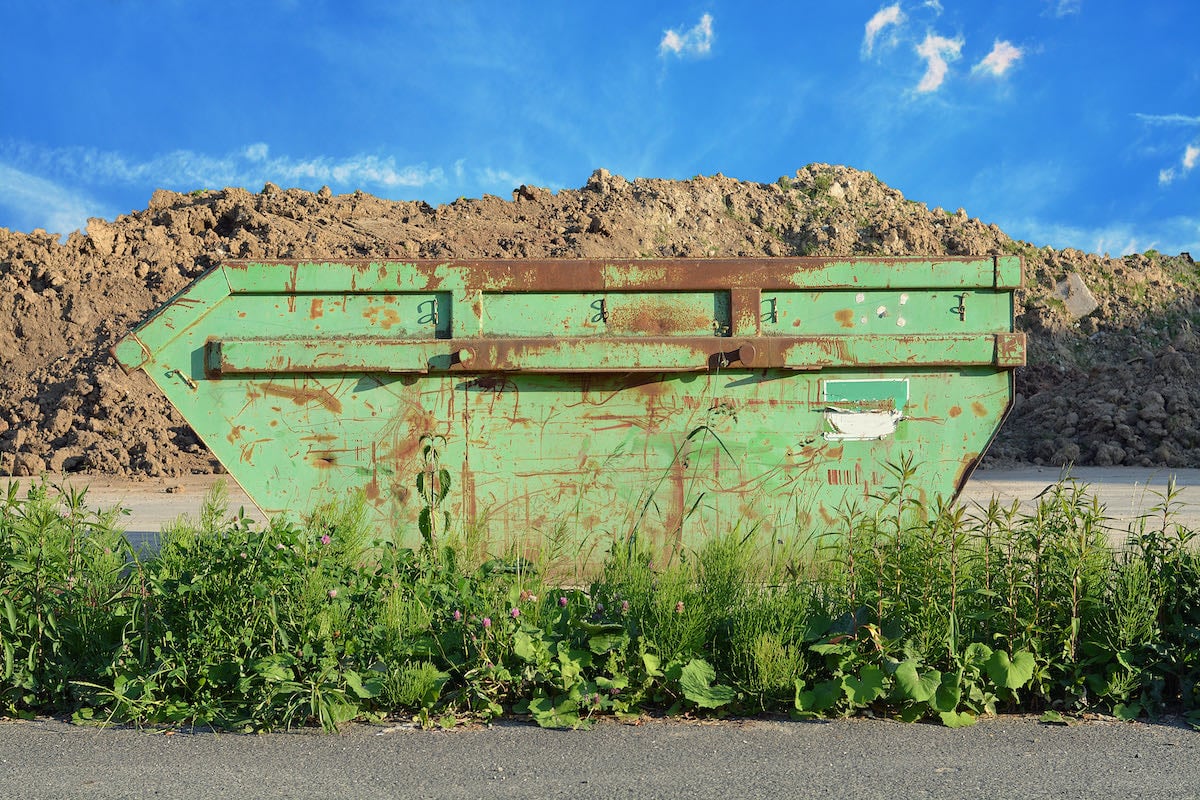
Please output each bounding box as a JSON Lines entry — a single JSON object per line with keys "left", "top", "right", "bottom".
{"left": 510, "top": 607, "right": 520, "bottom": 619}
{"left": 320, "top": 534, "right": 331, "bottom": 545}
{"left": 621, "top": 600, "right": 630, "bottom": 614}
{"left": 328, "top": 589, "right": 338, "bottom": 599}
{"left": 675, "top": 601, "right": 685, "bottom": 614}
{"left": 482, "top": 617, "right": 492, "bottom": 629}
{"left": 453, "top": 609, "right": 462, "bottom": 622}
{"left": 559, "top": 597, "right": 568, "bottom": 608}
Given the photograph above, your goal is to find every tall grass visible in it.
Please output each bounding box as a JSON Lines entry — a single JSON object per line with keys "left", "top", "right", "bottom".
{"left": 2, "top": 470, "right": 1199, "bottom": 731}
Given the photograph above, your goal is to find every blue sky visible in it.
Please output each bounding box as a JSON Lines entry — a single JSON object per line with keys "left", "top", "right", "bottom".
{"left": 2, "top": 1, "right": 1197, "bottom": 256}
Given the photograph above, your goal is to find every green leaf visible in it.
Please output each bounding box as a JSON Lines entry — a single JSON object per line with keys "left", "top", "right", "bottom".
{"left": 251, "top": 654, "right": 294, "bottom": 683}
{"left": 344, "top": 670, "right": 382, "bottom": 700}
{"left": 206, "top": 661, "right": 241, "bottom": 686}
{"left": 794, "top": 677, "right": 843, "bottom": 714}
{"left": 932, "top": 669, "right": 963, "bottom": 714}
{"left": 1040, "top": 710, "right": 1069, "bottom": 725}
{"left": 844, "top": 665, "right": 887, "bottom": 707}
{"left": 436, "top": 468, "right": 452, "bottom": 503}
{"left": 2, "top": 597, "right": 16, "bottom": 633}
{"left": 418, "top": 508, "right": 432, "bottom": 543}
{"left": 894, "top": 659, "right": 941, "bottom": 704}
{"left": 528, "top": 695, "right": 583, "bottom": 729}
{"left": 939, "top": 710, "right": 977, "bottom": 728}
{"left": 985, "top": 650, "right": 1036, "bottom": 690}
{"left": 963, "top": 642, "right": 993, "bottom": 669}
{"left": 679, "top": 658, "right": 736, "bottom": 709}
{"left": 642, "top": 652, "right": 663, "bottom": 677}
{"left": 513, "top": 629, "right": 540, "bottom": 662}
{"left": 588, "top": 632, "right": 628, "bottom": 654}
{"left": 1112, "top": 703, "right": 1142, "bottom": 721}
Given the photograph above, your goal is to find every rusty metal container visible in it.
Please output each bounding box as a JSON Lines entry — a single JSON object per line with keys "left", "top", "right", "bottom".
{"left": 113, "top": 257, "right": 1024, "bottom": 554}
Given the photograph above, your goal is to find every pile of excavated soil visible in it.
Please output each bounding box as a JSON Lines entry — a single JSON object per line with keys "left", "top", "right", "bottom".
{"left": 1, "top": 164, "right": 1197, "bottom": 478}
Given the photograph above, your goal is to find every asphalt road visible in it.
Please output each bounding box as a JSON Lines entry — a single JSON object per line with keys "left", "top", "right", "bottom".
{"left": 0, "top": 714, "right": 1196, "bottom": 800}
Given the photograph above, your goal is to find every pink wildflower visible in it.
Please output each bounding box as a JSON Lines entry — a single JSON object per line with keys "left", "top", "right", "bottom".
{"left": 559, "top": 597, "right": 568, "bottom": 608}
{"left": 453, "top": 609, "right": 462, "bottom": 622}
{"left": 320, "top": 534, "right": 331, "bottom": 545}
{"left": 328, "top": 589, "right": 338, "bottom": 599}
{"left": 482, "top": 617, "right": 492, "bottom": 629}
{"left": 510, "top": 608, "right": 520, "bottom": 619}
{"left": 675, "top": 601, "right": 685, "bottom": 614}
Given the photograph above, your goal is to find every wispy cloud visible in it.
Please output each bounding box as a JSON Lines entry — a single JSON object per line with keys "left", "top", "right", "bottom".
{"left": 0, "top": 163, "right": 114, "bottom": 236}
{"left": 1161, "top": 143, "right": 1200, "bottom": 186}
{"left": 1137, "top": 114, "right": 1200, "bottom": 186}
{"left": 1135, "top": 113, "right": 1200, "bottom": 127}
{"left": 1046, "top": 0, "right": 1082, "bottom": 17}
{"left": 862, "top": 4, "right": 905, "bottom": 57}
{"left": 914, "top": 33, "right": 964, "bottom": 92}
{"left": 1005, "top": 213, "right": 1200, "bottom": 257}
{"left": 659, "top": 13, "right": 714, "bottom": 59}
{"left": 1, "top": 141, "right": 444, "bottom": 192}
{"left": 973, "top": 39, "right": 1023, "bottom": 77}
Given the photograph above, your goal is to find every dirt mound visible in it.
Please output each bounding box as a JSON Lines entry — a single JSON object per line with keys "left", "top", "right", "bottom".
{"left": 1, "top": 165, "right": 1197, "bottom": 477}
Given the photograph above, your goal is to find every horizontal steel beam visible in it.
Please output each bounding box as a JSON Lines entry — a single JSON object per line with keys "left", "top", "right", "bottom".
{"left": 208, "top": 333, "right": 1026, "bottom": 375}
{"left": 221, "top": 256, "right": 1023, "bottom": 294}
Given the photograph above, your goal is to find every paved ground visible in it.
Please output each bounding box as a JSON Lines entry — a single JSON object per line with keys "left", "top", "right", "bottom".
{"left": 0, "top": 714, "right": 1196, "bottom": 800}
{"left": 8, "top": 466, "right": 1200, "bottom": 548}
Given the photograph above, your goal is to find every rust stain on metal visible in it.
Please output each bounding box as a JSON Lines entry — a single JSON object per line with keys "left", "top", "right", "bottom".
{"left": 606, "top": 297, "right": 715, "bottom": 335}
{"left": 363, "top": 305, "right": 401, "bottom": 330}
{"left": 310, "top": 298, "right": 324, "bottom": 319}
{"left": 971, "top": 401, "right": 987, "bottom": 417}
{"left": 834, "top": 309, "right": 855, "bottom": 328}
{"left": 227, "top": 424, "right": 246, "bottom": 444}
{"left": 948, "top": 405, "right": 962, "bottom": 418}
{"left": 258, "top": 381, "right": 344, "bottom": 415}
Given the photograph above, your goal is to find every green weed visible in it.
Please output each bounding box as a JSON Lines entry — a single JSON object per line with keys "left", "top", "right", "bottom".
{"left": 3, "top": 468, "right": 1200, "bottom": 731}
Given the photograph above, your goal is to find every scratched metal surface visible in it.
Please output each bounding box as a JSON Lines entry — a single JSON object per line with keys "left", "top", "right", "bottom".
{"left": 113, "top": 257, "right": 1023, "bottom": 557}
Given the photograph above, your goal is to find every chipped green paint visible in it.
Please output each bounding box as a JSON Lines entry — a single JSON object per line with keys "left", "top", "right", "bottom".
{"left": 113, "top": 257, "right": 1024, "bottom": 557}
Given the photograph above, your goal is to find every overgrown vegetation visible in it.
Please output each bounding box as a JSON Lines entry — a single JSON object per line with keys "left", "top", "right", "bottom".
{"left": 2, "top": 470, "right": 1199, "bottom": 732}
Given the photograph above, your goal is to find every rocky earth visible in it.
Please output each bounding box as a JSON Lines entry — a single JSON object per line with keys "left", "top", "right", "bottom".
{"left": 1, "top": 164, "right": 1197, "bottom": 478}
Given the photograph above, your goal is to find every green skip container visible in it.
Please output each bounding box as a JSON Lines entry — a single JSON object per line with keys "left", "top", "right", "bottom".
{"left": 113, "top": 257, "right": 1024, "bottom": 556}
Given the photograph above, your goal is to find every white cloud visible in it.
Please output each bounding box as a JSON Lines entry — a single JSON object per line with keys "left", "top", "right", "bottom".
{"left": 973, "top": 39, "right": 1023, "bottom": 77}
{"left": 914, "top": 33, "right": 963, "bottom": 92}
{"left": 863, "top": 5, "right": 905, "bottom": 56}
{"left": 244, "top": 142, "right": 269, "bottom": 161}
{"left": 0, "top": 142, "right": 444, "bottom": 192}
{"left": 1003, "top": 214, "right": 1200, "bottom": 257}
{"left": 1134, "top": 113, "right": 1200, "bottom": 127}
{"left": 1156, "top": 143, "right": 1200, "bottom": 186}
{"left": 0, "top": 163, "right": 113, "bottom": 236}
{"left": 924, "top": 1, "right": 944, "bottom": 13}
{"left": 659, "top": 13, "right": 714, "bottom": 59}
{"left": 1046, "top": 0, "right": 1081, "bottom": 17}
